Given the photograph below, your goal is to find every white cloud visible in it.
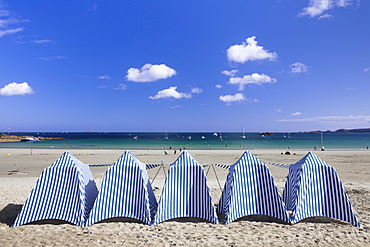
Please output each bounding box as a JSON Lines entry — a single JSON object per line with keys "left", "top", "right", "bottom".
{"left": 191, "top": 87, "right": 202, "bottom": 94}
{"left": 16, "top": 35, "right": 55, "bottom": 45}
{"left": 292, "top": 112, "right": 302, "bottom": 116}
{"left": 0, "top": 82, "right": 34, "bottom": 96}
{"left": 0, "top": 18, "right": 25, "bottom": 28}
{"left": 299, "top": 0, "right": 354, "bottom": 18}
{"left": 318, "top": 13, "right": 334, "bottom": 19}
{"left": 31, "top": 39, "right": 54, "bottom": 44}
{"left": 149, "top": 86, "right": 191, "bottom": 100}
{"left": 126, "top": 63, "right": 176, "bottom": 82}
{"left": 364, "top": 67, "right": 370, "bottom": 72}
{"left": 221, "top": 69, "right": 239, "bottom": 77}
{"left": 38, "top": 56, "right": 67, "bottom": 61}
{"left": 290, "top": 62, "right": 308, "bottom": 73}
{"left": 228, "top": 73, "right": 277, "bottom": 91}
{"left": 0, "top": 7, "right": 28, "bottom": 38}
{"left": 114, "top": 83, "right": 127, "bottom": 90}
{"left": 215, "top": 84, "right": 223, "bottom": 89}
{"left": 0, "top": 10, "right": 10, "bottom": 17}
{"left": 219, "top": 93, "right": 246, "bottom": 104}
{"left": 227, "top": 36, "right": 277, "bottom": 63}
{"left": 98, "top": 75, "right": 111, "bottom": 80}
{"left": 337, "top": 0, "right": 352, "bottom": 7}
{"left": 0, "top": 27, "right": 23, "bottom": 37}
{"left": 300, "top": 0, "right": 331, "bottom": 17}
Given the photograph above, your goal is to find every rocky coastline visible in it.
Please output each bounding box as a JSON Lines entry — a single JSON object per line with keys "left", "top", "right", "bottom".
{"left": 0, "top": 134, "right": 64, "bottom": 143}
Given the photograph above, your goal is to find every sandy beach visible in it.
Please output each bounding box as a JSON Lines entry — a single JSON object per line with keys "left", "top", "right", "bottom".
{"left": 0, "top": 148, "right": 369, "bottom": 246}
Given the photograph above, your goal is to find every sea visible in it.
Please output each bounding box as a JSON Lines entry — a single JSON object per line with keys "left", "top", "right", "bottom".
{"left": 1, "top": 132, "right": 370, "bottom": 150}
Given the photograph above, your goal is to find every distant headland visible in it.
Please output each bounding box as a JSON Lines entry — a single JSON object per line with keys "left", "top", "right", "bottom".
{"left": 295, "top": 128, "right": 370, "bottom": 134}
{"left": 0, "top": 134, "right": 64, "bottom": 143}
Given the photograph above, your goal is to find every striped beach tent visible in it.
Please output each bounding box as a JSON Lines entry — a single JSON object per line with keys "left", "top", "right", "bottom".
{"left": 86, "top": 151, "right": 157, "bottom": 226}
{"left": 153, "top": 151, "right": 218, "bottom": 225}
{"left": 218, "top": 151, "right": 290, "bottom": 224}
{"left": 12, "top": 152, "right": 98, "bottom": 227}
{"left": 283, "top": 152, "right": 360, "bottom": 227}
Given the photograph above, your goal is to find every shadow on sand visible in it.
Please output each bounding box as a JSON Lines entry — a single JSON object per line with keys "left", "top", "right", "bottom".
{"left": 0, "top": 204, "right": 76, "bottom": 227}
{"left": 0, "top": 204, "right": 22, "bottom": 226}
{"left": 233, "top": 215, "right": 290, "bottom": 225}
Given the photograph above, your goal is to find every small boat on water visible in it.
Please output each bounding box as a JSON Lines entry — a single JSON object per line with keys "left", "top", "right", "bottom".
{"left": 321, "top": 133, "right": 325, "bottom": 151}
{"left": 21, "top": 137, "right": 39, "bottom": 142}
{"left": 241, "top": 128, "right": 246, "bottom": 139}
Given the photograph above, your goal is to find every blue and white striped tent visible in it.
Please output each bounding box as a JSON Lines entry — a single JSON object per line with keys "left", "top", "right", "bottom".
{"left": 153, "top": 151, "right": 218, "bottom": 225}
{"left": 86, "top": 151, "right": 157, "bottom": 226}
{"left": 218, "top": 151, "right": 290, "bottom": 224}
{"left": 283, "top": 152, "right": 360, "bottom": 227}
{"left": 12, "top": 152, "right": 98, "bottom": 227}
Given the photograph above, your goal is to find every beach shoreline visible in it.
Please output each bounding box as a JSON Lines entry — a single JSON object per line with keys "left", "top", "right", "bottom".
{"left": 1, "top": 132, "right": 369, "bottom": 151}
{"left": 0, "top": 148, "right": 369, "bottom": 246}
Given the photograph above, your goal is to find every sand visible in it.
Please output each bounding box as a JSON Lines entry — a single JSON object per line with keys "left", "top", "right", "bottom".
{"left": 0, "top": 148, "right": 369, "bottom": 246}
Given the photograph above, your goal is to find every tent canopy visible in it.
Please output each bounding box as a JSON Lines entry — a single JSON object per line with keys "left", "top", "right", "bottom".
{"left": 283, "top": 151, "right": 360, "bottom": 227}
{"left": 218, "top": 151, "right": 290, "bottom": 224}
{"left": 153, "top": 151, "right": 218, "bottom": 225}
{"left": 12, "top": 152, "right": 98, "bottom": 227}
{"left": 86, "top": 151, "right": 157, "bottom": 226}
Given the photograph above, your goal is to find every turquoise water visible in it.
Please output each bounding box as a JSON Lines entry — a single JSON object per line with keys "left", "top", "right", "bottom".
{"left": 1, "top": 132, "right": 370, "bottom": 150}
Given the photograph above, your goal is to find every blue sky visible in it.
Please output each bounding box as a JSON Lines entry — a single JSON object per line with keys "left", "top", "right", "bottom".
{"left": 1, "top": 0, "right": 369, "bottom": 132}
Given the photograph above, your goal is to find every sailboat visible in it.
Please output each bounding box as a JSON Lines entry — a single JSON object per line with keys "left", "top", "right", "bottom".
{"left": 241, "top": 128, "right": 246, "bottom": 139}
{"left": 321, "top": 133, "right": 325, "bottom": 151}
